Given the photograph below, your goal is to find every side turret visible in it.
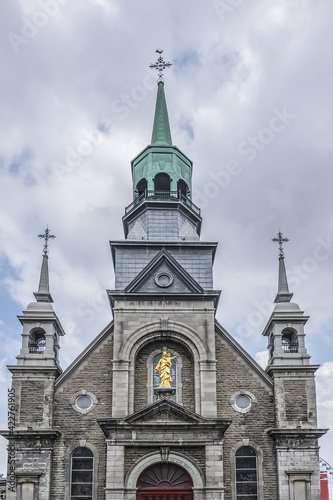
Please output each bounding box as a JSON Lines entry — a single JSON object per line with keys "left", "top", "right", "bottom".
{"left": 1, "top": 229, "right": 64, "bottom": 499}
{"left": 262, "top": 231, "right": 326, "bottom": 500}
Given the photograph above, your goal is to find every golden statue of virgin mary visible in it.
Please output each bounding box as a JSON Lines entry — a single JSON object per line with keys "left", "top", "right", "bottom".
{"left": 154, "top": 351, "right": 175, "bottom": 387}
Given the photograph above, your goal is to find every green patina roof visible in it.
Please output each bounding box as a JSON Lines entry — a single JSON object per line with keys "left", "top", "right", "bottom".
{"left": 151, "top": 81, "right": 172, "bottom": 146}
{"left": 131, "top": 80, "right": 193, "bottom": 200}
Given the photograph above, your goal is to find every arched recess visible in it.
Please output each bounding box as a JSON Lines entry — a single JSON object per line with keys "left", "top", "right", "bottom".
{"left": 28, "top": 327, "right": 46, "bottom": 353}
{"left": 64, "top": 442, "right": 99, "bottom": 500}
{"left": 230, "top": 441, "right": 264, "bottom": 500}
{"left": 177, "top": 179, "right": 190, "bottom": 198}
{"left": 281, "top": 327, "right": 299, "bottom": 353}
{"left": 154, "top": 173, "right": 171, "bottom": 193}
{"left": 135, "top": 178, "right": 147, "bottom": 198}
{"left": 119, "top": 320, "right": 207, "bottom": 361}
{"left": 146, "top": 348, "right": 183, "bottom": 406}
{"left": 121, "top": 321, "right": 208, "bottom": 414}
{"left": 126, "top": 452, "right": 204, "bottom": 490}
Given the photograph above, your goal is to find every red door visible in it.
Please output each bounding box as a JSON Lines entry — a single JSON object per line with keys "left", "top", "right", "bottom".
{"left": 137, "top": 462, "right": 193, "bottom": 500}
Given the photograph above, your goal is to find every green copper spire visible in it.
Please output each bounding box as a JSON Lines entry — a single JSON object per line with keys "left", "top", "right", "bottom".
{"left": 130, "top": 53, "right": 193, "bottom": 202}
{"left": 151, "top": 81, "right": 172, "bottom": 146}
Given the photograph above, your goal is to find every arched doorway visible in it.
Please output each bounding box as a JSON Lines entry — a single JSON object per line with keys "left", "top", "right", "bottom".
{"left": 137, "top": 462, "right": 193, "bottom": 500}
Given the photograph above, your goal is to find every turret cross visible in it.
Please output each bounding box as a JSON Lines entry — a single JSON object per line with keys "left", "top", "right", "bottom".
{"left": 149, "top": 49, "right": 172, "bottom": 79}
{"left": 38, "top": 226, "right": 56, "bottom": 256}
{"left": 272, "top": 230, "right": 289, "bottom": 258}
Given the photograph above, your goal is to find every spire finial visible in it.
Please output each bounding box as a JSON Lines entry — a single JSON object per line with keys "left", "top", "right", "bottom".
{"left": 272, "top": 230, "right": 289, "bottom": 259}
{"left": 149, "top": 50, "right": 172, "bottom": 81}
{"left": 38, "top": 226, "right": 56, "bottom": 256}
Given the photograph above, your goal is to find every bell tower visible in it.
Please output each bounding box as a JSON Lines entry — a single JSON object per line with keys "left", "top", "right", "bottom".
{"left": 262, "top": 231, "right": 326, "bottom": 500}
{"left": 5, "top": 228, "right": 65, "bottom": 499}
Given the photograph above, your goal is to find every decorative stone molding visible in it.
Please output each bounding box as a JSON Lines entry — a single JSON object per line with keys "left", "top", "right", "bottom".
{"left": 126, "top": 452, "right": 205, "bottom": 489}
{"left": 160, "top": 316, "right": 169, "bottom": 331}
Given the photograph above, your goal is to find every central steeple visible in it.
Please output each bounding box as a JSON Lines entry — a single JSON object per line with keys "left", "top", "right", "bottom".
{"left": 151, "top": 81, "right": 172, "bottom": 146}
{"left": 122, "top": 53, "right": 202, "bottom": 241}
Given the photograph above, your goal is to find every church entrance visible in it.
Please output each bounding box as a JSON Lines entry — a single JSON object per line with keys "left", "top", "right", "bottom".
{"left": 136, "top": 462, "right": 193, "bottom": 500}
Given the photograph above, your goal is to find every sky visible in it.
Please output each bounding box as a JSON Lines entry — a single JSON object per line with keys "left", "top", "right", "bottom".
{"left": 0, "top": 0, "right": 333, "bottom": 487}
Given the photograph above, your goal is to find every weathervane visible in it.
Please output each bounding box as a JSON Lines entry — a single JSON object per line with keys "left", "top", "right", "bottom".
{"left": 38, "top": 226, "right": 56, "bottom": 256}
{"left": 149, "top": 49, "right": 172, "bottom": 80}
{"left": 272, "top": 230, "right": 289, "bottom": 259}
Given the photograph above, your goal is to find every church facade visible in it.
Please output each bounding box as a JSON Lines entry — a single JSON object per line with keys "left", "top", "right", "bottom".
{"left": 1, "top": 60, "right": 327, "bottom": 500}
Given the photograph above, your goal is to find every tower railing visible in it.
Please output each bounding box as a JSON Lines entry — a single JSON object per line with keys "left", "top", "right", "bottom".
{"left": 125, "top": 190, "right": 201, "bottom": 216}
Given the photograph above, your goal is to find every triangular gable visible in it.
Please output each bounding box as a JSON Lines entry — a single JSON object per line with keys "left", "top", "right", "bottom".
{"left": 125, "top": 248, "right": 204, "bottom": 294}
{"left": 124, "top": 399, "right": 206, "bottom": 424}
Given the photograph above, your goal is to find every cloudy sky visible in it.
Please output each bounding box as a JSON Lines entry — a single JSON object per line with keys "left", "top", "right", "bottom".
{"left": 1, "top": 0, "right": 333, "bottom": 485}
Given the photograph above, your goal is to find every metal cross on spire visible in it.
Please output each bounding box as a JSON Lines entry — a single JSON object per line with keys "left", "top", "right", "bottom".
{"left": 149, "top": 49, "right": 172, "bottom": 80}
{"left": 38, "top": 226, "right": 56, "bottom": 256}
{"left": 272, "top": 230, "right": 289, "bottom": 258}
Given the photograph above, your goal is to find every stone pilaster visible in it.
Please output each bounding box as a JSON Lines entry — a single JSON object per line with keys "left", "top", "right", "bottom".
{"left": 105, "top": 443, "right": 125, "bottom": 500}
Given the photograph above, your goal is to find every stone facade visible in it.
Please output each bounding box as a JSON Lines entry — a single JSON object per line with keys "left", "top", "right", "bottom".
{"left": 1, "top": 78, "right": 327, "bottom": 500}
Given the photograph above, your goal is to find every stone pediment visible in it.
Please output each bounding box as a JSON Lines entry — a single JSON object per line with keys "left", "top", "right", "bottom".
{"left": 124, "top": 399, "right": 206, "bottom": 424}
{"left": 124, "top": 248, "right": 204, "bottom": 294}
{"left": 98, "top": 399, "right": 232, "bottom": 444}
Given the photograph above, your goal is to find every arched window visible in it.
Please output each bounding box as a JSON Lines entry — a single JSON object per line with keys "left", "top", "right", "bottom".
{"left": 28, "top": 328, "right": 46, "bottom": 354}
{"left": 177, "top": 179, "right": 189, "bottom": 198}
{"left": 281, "top": 329, "right": 298, "bottom": 353}
{"left": 136, "top": 178, "right": 147, "bottom": 198}
{"left": 235, "top": 446, "right": 258, "bottom": 499}
{"left": 154, "top": 173, "right": 170, "bottom": 193}
{"left": 71, "top": 447, "right": 93, "bottom": 500}
{"left": 153, "top": 353, "right": 176, "bottom": 403}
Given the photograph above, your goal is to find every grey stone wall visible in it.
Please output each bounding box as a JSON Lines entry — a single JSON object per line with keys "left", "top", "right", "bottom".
{"left": 10, "top": 437, "right": 54, "bottom": 500}
{"left": 215, "top": 333, "right": 278, "bottom": 500}
{"left": 20, "top": 381, "right": 44, "bottom": 424}
{"left": 284, "top": 379, "right": 308, "bottom": 421}
{"left": 50, "top": 332, "right": 113, "bottom": 500}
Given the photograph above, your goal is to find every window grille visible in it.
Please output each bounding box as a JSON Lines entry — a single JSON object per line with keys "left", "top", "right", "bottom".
{"left": 235, "top": 446, "right": 258, "bottom": 499}
{"left": 71, "top": 447, "right": 93, "bottom": 499}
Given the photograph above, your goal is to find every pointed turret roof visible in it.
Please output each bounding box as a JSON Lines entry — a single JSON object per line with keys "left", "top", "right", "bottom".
{"left": 274, "top": 255, "right": 293, "bottom": 303}
{"left": 272, "top": 231, "right": 293, "bottom": 303}
{"left": 34, "top": 253, "right": 53, "bottom": 303}
{"left": 33, "top": 227, "right": 55, "bottom": 303}
{"left": 151, "top": 81, "right": 172, "bottom": 146}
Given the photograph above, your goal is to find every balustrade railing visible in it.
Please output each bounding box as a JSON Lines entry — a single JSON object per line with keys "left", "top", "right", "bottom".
{"left": 282, "top": 343, "right": 299, "bottom": 353}
{"left": 29, "top": 346, "right": 45, "bottom": 354}
{"left": 125, "top": 190, "right": 200, "bottom": 215}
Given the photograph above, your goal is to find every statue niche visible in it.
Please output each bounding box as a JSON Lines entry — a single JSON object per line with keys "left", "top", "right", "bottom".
{"left": 154, "top": 351, "right": 176, "bottom": 401}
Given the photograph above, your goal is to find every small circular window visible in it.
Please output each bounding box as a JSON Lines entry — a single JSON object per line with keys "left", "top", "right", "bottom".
{"left": 155, "top": 272, "right": 174, "bottom": 288}
{"left": 235, "top": 394, "right": 251, "bottom": 409}
{"left": 76, "top": 395, "right": 93, "bottom": 410}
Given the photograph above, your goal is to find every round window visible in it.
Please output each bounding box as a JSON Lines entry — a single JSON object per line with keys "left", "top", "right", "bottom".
{"left": 155, "top": 272, "right": 174, "bottom": 288}
{"left": 235, "top": 394, "right": 251, "bottom": 409}
{"left": 76, "top": 395, "right": 93, "bottom": 410}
